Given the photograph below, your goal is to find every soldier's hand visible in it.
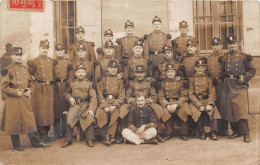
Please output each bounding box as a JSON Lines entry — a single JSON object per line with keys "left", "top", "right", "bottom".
{"left": 87, "top": 110, "right": 94, "bottom": 117}
{"left": 81, "top": 111, "right": 87, "bottom": 119}
{"left": 199, "top": 106, "right": 205, "bottom": 112}
{"left": 172, "top": 104, "right": 178, "bottom": 112}
{"left": 117, "top": 73, "right": 122, "bottom": 79}
{"left": 109, "top": 106, "right": 117, "bottom": 112}
{"left": 24, "top": 89, "right": 31, "bottom": 97}
{"left": 17, "top": 89, "right": 23, "bottom": 97}
{"left": 146, "top": 98, "right": 153, "bottom": 104}
{"left": 146, "top": 77, "right": 152, "bottom": 81}
{"left": 206, "top": 105, "right": 213, "bottom": 112}
{"left": 238, "top": 75, "right": 245, "bottom": 83}
{"left": 104, "top": 107, "right": 110, "bottom": 113}
{"left": 128, "top": 98, "right": 135, "bottom": 104}
{"left": 69, "top": 97, "right": 76, "bottom": 106}
{"left": 167, "top": 105, "right": 172, "bottom": 111}
{"left": 137, "top": 125, "right": 146, "bottom": 132}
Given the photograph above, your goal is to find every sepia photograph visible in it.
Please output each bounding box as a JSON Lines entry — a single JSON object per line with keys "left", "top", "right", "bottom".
{"left": 0, "top": 0, "right": 259, "bottom": 164}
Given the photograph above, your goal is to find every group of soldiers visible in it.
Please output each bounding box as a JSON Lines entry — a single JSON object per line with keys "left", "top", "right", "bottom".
{"left": 0, "top": 16, "right": 256, "bottom": 151}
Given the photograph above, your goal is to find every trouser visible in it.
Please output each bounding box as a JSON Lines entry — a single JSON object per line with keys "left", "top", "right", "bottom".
{"left": 117, "top": 116, "right": 128, "bottom": 138}
{"left": 37, "top": 126, "right": 50, "bottom": 139}
{"left": 54, "top": 117, "right": 67, "bottom": 137}
{"left": 122, "top": 128, "right": 157, "bottom": 145}
{"left": 100, "top": 113, "right": 118, "bottom": 138}
{"left": 230, "top": 119, "right": 249, "bottom": 135}
{"left": 188, "top": 116, "right": 198, "bottom": 134}
{"left": 218, "top": 119, "right": 228, "bottom": 134}
{"left": 165, "top": 114, "right": 188, "bottom": 136}
{"left": 197, "top": 112, "right": 218, "bottom": 133}
{"left": 65, "top": 122, "right": 94, "bottom": 142}
{"left": 11, "top": 132, "right": 41, "bottom": 148}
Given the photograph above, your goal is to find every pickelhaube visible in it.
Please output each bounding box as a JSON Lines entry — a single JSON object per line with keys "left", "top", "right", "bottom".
{"left": 39, "top": 39, "right": 50, "bottom": 49}
{"left": 165, "top": 64, "right": 176, "bottom": 71}
{"left": 133, "top": 40, "right": 143, "bottom": 47}
{"left": 179, "top": 20, "right": 188, "bottom": 27}
{"left": 77, "top": 44, "right": 86, "bottom": 51}
{"left": 195, "top": 57, "right": 207, "bottom": 67}
{"left": 76, "top": 26, "right": 85, "bottom": 34}
{"left": 227, "top": 34, "right": 237, "bottom": 44}
{"left": 135, "top": 65, "right": 146, "bottom": 72}
{"left": 104, "top": 29, "right": 113, "bottom": 36}
{"left": 162, "top": 45, "right": 173, "bottom": 52}
{"left": 125, "top": 20, "right": 134, "bottom": 28}
{"left": 13, "top": 47, "right": 23, "bottom": 55}
{"left": 55, "top": 44, "right": 64, "bottom": 50}
{"left": 108, "top": 59, "right": 118, "bottom": 67}
{"left": 104, "top": 40, "right": 115, "bottom": 48}
{"left": 152, "top": 16, "right": 162, "bottom": 23}
{"left": 186, "top": 38, "right": 198, "bottom": 46}
{"left": 211, "top": 37, "right": 222, "bottom": 45}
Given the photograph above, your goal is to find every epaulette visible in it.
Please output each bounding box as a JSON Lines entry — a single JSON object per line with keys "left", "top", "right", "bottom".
{"left": 27, "top": 59, "right": 34, "bottom": 66}
{"left": 90, "top": 42, "right": 95, "bottom": 47}
{"left": 48, "top": 56, "right": 53, "bottom": 60}
{"left": 116, "top": 38, "right": 121, "bottom": 44}
{"left": 241, "top": 52, "right": 253, "bottom": 62}
{"left": 143, "top": 34, "right": 149, "bottom": 40}
{"left": 167, "top": 34, "right": 172, "bottom": 39}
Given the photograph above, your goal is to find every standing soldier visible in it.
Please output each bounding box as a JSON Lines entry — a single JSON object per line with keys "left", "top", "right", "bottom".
{"left": 53, "top": 44, "right": 71, "bottom": 139}
{"left": 0, "top": 47, "right": 49, "bottom": 151}
{"left": 207, "top": 37, "right": 228, "bottom": 136}
{"left": 61, "top": 64, "right": 97, "bottom": 148}
{"left": 96, "top": 29, "right": 116, "bottom": 60}
{"left": 171, "top": 21, "right": 195, "bottom": 63}
{"left": 95, "top": 60, "right": 125, "bottom": 146}
{"left": 27, "top": 40, "right": 54, "bottom": 142}
{"left": 69, "top": 26, "right": 96, "bottom": 63}
{"left": 220, "top": 35, "right": 255, "bottom": 142}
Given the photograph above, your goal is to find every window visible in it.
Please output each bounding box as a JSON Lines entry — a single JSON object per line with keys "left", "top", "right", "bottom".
{"left": 193, "top": 0, "right": 243, "bottom": 53}
{"left": 54, "top": 0, "right": 77, "bottom": 54}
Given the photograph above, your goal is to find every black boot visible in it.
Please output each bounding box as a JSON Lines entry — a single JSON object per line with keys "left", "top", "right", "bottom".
{"left": 102, "top": 135, "right": 111, "bottom": 146}
{"left": 211, "top": 132, "right": 218, "bottom": 140}
{"left": 243, "top": 135, "right": 251, "bottom": 143}
{"left": 156, "top": 135, "right": 165, "bottom": 143}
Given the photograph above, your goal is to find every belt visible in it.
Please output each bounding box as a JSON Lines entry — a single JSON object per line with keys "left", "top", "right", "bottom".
{"left": 226, "top": 74, "right": 239, "bottom": 79}
{"left": 75, "top": 98, "right": 87, "bottom": 104}
{"left": 56, "top": 79, "right": 68, "bottom": 83}
{"left": 166, "top": 98, "right": 178, "bottom": 102}
{"left": 36, "top": 80, "right": 54, "bottom": 85}
{"left": 105, "top": 94, "right": 118, "bottom": 99}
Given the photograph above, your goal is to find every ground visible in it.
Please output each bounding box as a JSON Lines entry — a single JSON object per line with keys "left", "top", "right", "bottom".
{"left": 0, "top": 115, "right": 259, "bottom": 165}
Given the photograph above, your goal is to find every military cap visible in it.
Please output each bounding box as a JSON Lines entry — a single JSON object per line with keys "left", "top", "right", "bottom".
{"left": 211, "top": 37, "right": 222, "bottom": 45}
{"left": 179, "top": 20, "right": 188, "bottom": 27}
{"left": 12, "top": 47, "right": 23, "bottom": 55}
{"left": 152, "top": 16, "right": 162, "bottom": 23}
{"left": 39, "top": 39, "right": 50, "bottom": 49}
{"left": 165, "top": 64, "right": 176, "bottom": 71}
{"left": 104, "top": 40, "right": 115, "bottom": 48}
{"left": 75, "top": 64, "right": 86, "bottom": 71}
{"left": 55, "top": 44, "right": 64, "bottom": 50}
{"left": 186, "top": 38, "right": 198, "bottom": 46}
{"left": 227, "top": 34, "right": 237, "bottom": 44}
{"left": 162, "top": 45, "right": 173, "bottom": 52}
{"left": 195, "top": 57, "right": 207, "bottom": 67}
{"left": 76, "top": 26, "right": 85, "bottom": 34}
{"left": 77, "top": 44, "right": 86, "bottom": 51}
{"left": 133, "top": 40, "right": 143, "bottom": 47}
{"left": 135, "top": 65, "right": 146, "bottom": 72}
{"left": 104, "top": 29, "right": 113, "bottom": 36}
{"left": 108, "top": 59, "right": 118, "bottom": 67}
{"left": 125, "top": 20, "right": 134, "bottom": 28}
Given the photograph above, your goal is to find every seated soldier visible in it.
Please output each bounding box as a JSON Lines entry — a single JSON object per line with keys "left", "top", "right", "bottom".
{"left": 61, "top": 64, "right": 97, "bottom": 148}
{"left": 188, "top": 57, "right": 221, "bottom": 140}
{"left": 158, "top": 64, "right": 197, "bottom": 141}
{"left": 120, "top": 65, "right": 164, "bottom": 143}
{"left": 95, "top": 59, "right": 125, "bottom": 146}
{"left": 122, "top": 95, "right": 158, "bottom": 145}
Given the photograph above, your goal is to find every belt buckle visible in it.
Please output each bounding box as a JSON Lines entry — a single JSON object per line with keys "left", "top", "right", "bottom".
{"left": 108, "top": 95, "right": 113, "bottom": 99}
{"left": 46, "top": 81, "right": 50, "bottom": 85}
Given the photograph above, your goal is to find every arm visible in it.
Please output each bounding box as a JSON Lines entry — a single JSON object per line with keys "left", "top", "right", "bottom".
{"left": 1, "top": 80, "right": 20, "bottom": 97}
{"left": 64, "top": 82, "right": 73, "bottom": 101}
{"left": 147, "top": 107, "right": 157, "bottom": 128}
{"left": 243, "top": 55, "right": 256, "bottom": 83}
{"left": 148, "top": 86, "right": 158, "bottom": 103}
{"left": 89, "top": 43, "right": 96, "bottom": 62}
{"left": 126, "top": 82, "right": 135, "bottom": 103}
{"left": 158, "top": 83, "right": 170, "bottom": 108}
{"left": 207, "top": 78, "right": 216, "bottom": 106}
{"left": 87, "top": 83, "right": 98, "bottom": 113}
{"left": 143, "top": 35, "right": 149, "bottom": 60}
{"left": 128, "top": 107, "right": 137, "bottom": 131}
{"left": 113, "top": 80, "right": 125, "bottom": 107}
{"left": 188, "top": 79, "right": 203, "bottom": 109}
{"left": 97, "top": 79, "right": 109, "bottom": 108}
{"left": 176, "top": 82, "right": 188, "bottom": 107}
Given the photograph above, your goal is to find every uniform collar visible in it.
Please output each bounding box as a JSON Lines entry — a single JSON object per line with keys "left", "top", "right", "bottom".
{"left": 39, "top": 54, "right": 48, "bottom": 59}
{"left": 57, "top": 56, "right": 64, "bottom": 60}
{"left": 168, "top": 78, "right": 175, "bottom": 82}
{"left": 195, "top": 74, "right": 205, "bottom": 77}
{"left": 181, "top": 33, "right": 188, "bottom": 37}
{"left": 153, "top": 30, "right": 162, "bottom": 34}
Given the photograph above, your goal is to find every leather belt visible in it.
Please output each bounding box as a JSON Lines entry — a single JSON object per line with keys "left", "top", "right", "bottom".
{"left": 36, "top": 80, "right": 54, "bottom": 85}
{"left": 75, "top": 98, "right": 87, "bottom": 104}
{"left": 56, "top": 79, "right": 68, "bottom": 83}
{"left": 105, "top": 94, "right": 118, "bottom": 99}
{"left": 227, "top": 74, "right": 239, "bottom": 79}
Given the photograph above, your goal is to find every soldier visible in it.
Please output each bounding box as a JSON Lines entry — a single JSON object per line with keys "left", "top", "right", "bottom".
{"left": 122, "top": 95, "right": 158, "bottom": 145}
{"left": 53, "top": 44, "right": 72, "bottom": 139}
{"left": 0, "top": 47, "right": 49, "bottom": 151}
{"left": 188, "top": 57, "right": 221, "bottom": 140}
{"left": 61, "top": 64, "right": 97, "bottom": 148}
{"left": 158, "top": 64, "right": 195, "bottom": 141}
{"left": 96, "top": 60, "right": 125, "bottom": 146}
{"left": 207, "top": 37, "right": 228, "bottom": 136}
{"left": 69, "top": 26, "right": 96, "bottom": 63}
{"left": 96, "top": 29, "right": 116, "bottom": 60}
{"left": 120, "top": 65, "right": 164, "bottom": 143}
{"left": 171, "top": 21, "right": 195, "bottom": 63}
{"left": 27, "top": 40, "right": 54, "bottom": 142}
{"left": 220, "top": 35, "right": 255, "bottom": 142}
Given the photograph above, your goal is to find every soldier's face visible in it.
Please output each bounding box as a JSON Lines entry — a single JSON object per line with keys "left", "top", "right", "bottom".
{"left": 228, "top": 42, "right": 238, "bottom": 52}
{"left": 135, "top": 71, "right": 146, "bottom": 80}
{"left": 133, "top": 46, "right": 143, "bottom": 57}
{"left": 104, "top": 47, "right": 115, "bottom": 56}
{"left": 187, "top": 45, "right": 197, "bottom": 54}
{"left": 179, "top": 26, "right": 188, "bottom": 34}
{"left": 125, "top": 26, "right": 134, "bottom": 35}
{"left": 136, "top": 96, "right": 146, "bottom": 108}
{"left": 77, "top": 49, "right": 87, "bottom": 58}
{"left": 195, "top": 66, "right": 206, "bottom": 75}
{"left": 11, "top": 54, "right": 22, "bottom": 63}
{"left": 39, "top": 47, "right": 49, "bottom": 55}
{"left": 212, "top": 44, "right": 222, "bottom": 52}
{"left": 166, "top": 70, "right": 176, "bottom": 79}
{"left": 164, "top": 51, "right": 173, "bottom": 60}
{"left": 55, "top": 50, "right": 65, "bottom": 57}
{"left": 104, "top": 35, "right": 113, "bottom": 42}
{"left": 152, "top": 21, "right": 162, "bottom": 31}
{"left": 75, "top": 69, "right": 86, "bottom": 80}
{"left": 76, "top": 32, "right": 85, "bottom": 41}
{"left": 107, "top": 66, "right": 118, "bottom": 76}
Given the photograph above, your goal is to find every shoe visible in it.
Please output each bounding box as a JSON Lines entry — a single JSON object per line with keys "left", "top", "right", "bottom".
{"left": 221, "top": 130, "right": 229, "bottom": 136}
{"left": 228, "top": 133, "right": 241, "bottom": 139}
{"left": 144, "top": 138, "right": 158, "bottom": 144}
{"left": 61, "top": 141, "right": 72, "bottom": 148}
{"left": 164, "top": 136, "right": 171, "bottom": 140}
{"left": 243, "top": 135, "right": 251, "bottom": 143}
{"left": 34, "top": 142, "right": 50, "bottom": 148}
{"left": 43, "top": 136, "right": 53, "bottom": 142}
{"left": 116, "top": 137, "right": 124, "bottom": 144}
{"left": 156, "top": 135, "right": 165, "bottom": 143}
{"left": 86, "top": 140, "right": 94, "bottom": 147}
{"left": 181, "top": 135, "right": 188, "bottom": 141}
{"left": 14, "top": 146, "right": 24, "bottom": 151}
{"left": 102, "top": 135, "right": 111, "bottom": 146}
{"left": 211, "top": 132, "right": 218, "bottom": 140}
{"left": 200, "top": 132, "right": 206, "bottom": 140}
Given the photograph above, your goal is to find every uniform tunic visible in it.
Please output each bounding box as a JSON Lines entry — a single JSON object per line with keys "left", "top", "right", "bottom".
{"left": 116, "top": 35, "right": 140, "bottom": 60}
{"left": 127, "top": 57, "right": 152, "bottom": 80}
{"left": 71, "top": 58, "right": 94, "bottom": 81}
{"left": 27, "top": 55, "right": 54, "bottom": 126}
{"left": 220, "top": 51, "right": 255, "bottom": 122}
{"left": 182, "top": 54, "right": 200, "bottom": 78}
{"left": 0, "top": 63, "right": 37, "bottom": 135}
{"left": 69, "top": 40, "right": 96, "bottom": 63}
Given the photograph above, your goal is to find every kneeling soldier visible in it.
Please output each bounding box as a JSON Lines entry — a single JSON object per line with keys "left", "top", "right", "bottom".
{"left": 158, "top": 64, "right": 194, "bottom": 141}
{"left": 96, "top": 59, "right": 125, "bottom": 146}
{"left": 0, "top": 47, "right": 49, "bottom": 151}
{"left": 61, "top": 64, "right": 97, "bottom": 148}
{"left": 122, "top": 95, "right": 158, "bottom": 145}
{"left": 188, "top": 57, "right": 221, "bottom": 140}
